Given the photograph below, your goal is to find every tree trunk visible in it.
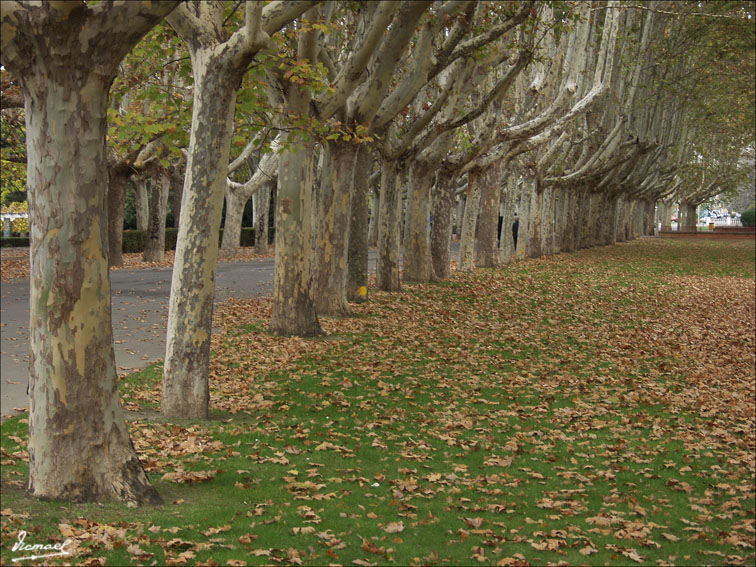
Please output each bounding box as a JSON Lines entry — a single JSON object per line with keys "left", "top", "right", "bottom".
{"left": 107, "top": 164, "right": 129, "bottom": 267}
{"left": 5, "top": 1, "right": 178, "bottom": 505}
{"left": 602, "top": 193, "right": 616, "bottom": 246}
{"left": 269, "top": 9, "right": 322, "bottom": 336}
{"left": 614, "top": 195, "right": 627, "bottom": 243}
{"left": 459, "top": 171, "right": 481, "bottom": 272}
{"left": 515, "top": 181, "right": 530, "bottom": 259}
{"left": 659, "top": 201, "right": 672, "bottom": 232}
{"left": 590, "top": 193, "right": 602, "bottom": 247}
{"left": 574, "top": 189, "right": 588, "bottom": 249}
{"left": 643, "top": 199, "right": 655, "bottom": 236}
{"left": 455, "top": 193, "right": 466, "bottom": 241}
{"left": 143, "top": 168, "right": 170, "bottom": 262}
{"left": 313, "top": 140, "right": 358, "bottom": 316}
{"left": 551, "top": 186, "right": 564, "bottom": 254}
{"left": 476, "top": 164, "right": 501, "bottom": 268}
{"left": 172, "top": 166, "right": 184, "bottom": 228}
{"left": 376, "top": 158, "right": 403, "bottom": 291}
{"left": 220, "top": 182, "right": 247, "bottom": 256}
{"left": 368, "top": 184, "right": 380, "bottom": 248}
{"left": 163, "top": 55, "right": 242, "bottom": 419}
{"left": 499, "top": 176, "right": 517, "bottom": 263}
{"left": 347, "top": 147, "right": 371, "bottom": 302}
{"left": 255, "top": 182, "right": 271, "bottom": 254}
{"left": 25, "top": 76, "right": 160, "bottom": 505}
{"left": 528, "top": 182, "right": 543, "bottom": 258}
{"left": 541, "top": 184, "right": 555, "bottom": 256}
{"left": 270, "top": 141, "right": 322, "bottom": 335}
{"left": 403, "top": 161, "right": 436, "bottom": 282}
{"left": 430, "top": 173, "right": 457, "bottom": 280}
{"left": 134, "top": 176, "right": 150, "bottom": 231}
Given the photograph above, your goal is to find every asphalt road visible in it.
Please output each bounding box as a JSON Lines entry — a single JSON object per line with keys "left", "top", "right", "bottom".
{"left": 1, "top": 243, "right": 460, "bottom": 418}
{"left": 1, "top": 257, "right": 277, "bottom": 418}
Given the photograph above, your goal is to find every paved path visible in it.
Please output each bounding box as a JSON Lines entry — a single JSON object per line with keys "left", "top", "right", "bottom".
{"left": 2, "top": 258, "right": 276, "bottom": 417}
{"left": 0, "top": 244, "right": 464, "bottom": 418}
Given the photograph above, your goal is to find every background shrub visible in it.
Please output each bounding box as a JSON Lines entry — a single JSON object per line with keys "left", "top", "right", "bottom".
{"left": 740, "top": 207, "right": 755, "bottom": 227}
{"left": 0, "top": 236, "right": 29, "bottom": 247}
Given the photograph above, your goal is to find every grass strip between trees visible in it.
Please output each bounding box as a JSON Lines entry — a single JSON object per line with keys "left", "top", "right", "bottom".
{"left": 1, "top": 238, "right": 755, "bottom": 566}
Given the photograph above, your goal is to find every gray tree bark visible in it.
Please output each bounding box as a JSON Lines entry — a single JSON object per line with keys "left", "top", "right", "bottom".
{"left": 163, "top": 53, "right": 242, "bottom": 419}
{"left": 313, "top": 140, "right": 359, "bottom": 316}
{"left": 403, "top": 161, "right": 436, "bottom": 282}
{"left": 143, "top": 167, "right": 170, "bottom": 262}
{"left": 459, "top": 170, "right": 481, "bottom": 272}
{"left": 255, "top": 182, "right": 272, "bottom": 253}
{"left": 476, "top": 164, "right": 502, "bottom": 268}
{"left": 107, "top": 163, "right": 129, "bottom": 267}
{"left": 430, "top": 171, "right": 457, "bottom": 279}
{"left": 499, "top": 174, "right": 518, "bottom": 263}
{"left": 163, "top": 1, "right": 312, "bottom": 415}
{"left": 220, "top": 186, "right": 248, "bottom": 256}
{"left": 368, "top": 185, "right": 380, "bottom": 248}
{"left": 270, "top": 9, "right": 322, "bottom": 336}
{"left": 0, "top": 0, "right": 178, "bottom": 505}
{"left": 376, "top": 158, "right": 403, "bottom": 291}
{"left": 134, "top": 176, "right": 150, "bottom": 231}
{"left": 347, "top": 147, "right": 372, "bottom": 302}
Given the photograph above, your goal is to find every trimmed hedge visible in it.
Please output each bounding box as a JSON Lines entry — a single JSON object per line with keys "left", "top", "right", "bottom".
{"left": 123, "top": 227, "right": 256, "bottom": 253}
{"left": 0, "top": 236, "right": 29, "bottom": 248}
{"left": 741, "top": 207, "right": 755, "bottom": 228}
{"left": 0, "top": 228, "right": 262, "bottom": 250}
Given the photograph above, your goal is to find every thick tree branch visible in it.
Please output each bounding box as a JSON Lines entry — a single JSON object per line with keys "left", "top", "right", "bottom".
{"left": 262, "top": 0, "right": 320, "bottom": 35}
{"left": 316, "top": 1, "right": 397, "bottom": 119}
{"left": 354, "top": 1, "right": 432, "bottom": 124}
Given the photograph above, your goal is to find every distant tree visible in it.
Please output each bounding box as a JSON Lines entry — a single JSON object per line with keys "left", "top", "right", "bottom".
{"left": 162, "top": 0, "right": 316, "bottom": 419}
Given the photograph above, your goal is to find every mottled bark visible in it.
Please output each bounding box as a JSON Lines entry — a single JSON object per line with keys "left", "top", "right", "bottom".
{"left": 171, "top": 167, "right": 183, "bottom": 228}
{"left": 220, "top": 184, "right": 248, "bottom": 255}
{"left": 659, "top": 201, "right": 672, "bottom": 232}
{"left": 430, "top": 173, "right": 457, "bottom": 280}
{"left": 476, "top": 164, "right": 502, "bottom": 268}
{"left": 540, "top": 184, "right": 555, "bottom": 256}
{"left": 134, "top": 176, "right": 150, "bottom": 231}
{"left": 459, "top": 170, "right": 481, "bottom": 272}
{"left": 564, "top": 186, "right": 578, "bottom": 252}
{"left": 376, "top": 158, "right": 403, "bottom": 291}
{"left": 614, "top": 195, "right": 628, "bottom": 243}
{"left": 528, "top": 183, "right": 543, "bottom": 258}
{"left": 368, "top": 185, "right": 380, "bottom": 247}
{"left": 601, "top": 193, "right": 618, "bottom": 246}
{"left": 255, "top": 182, "right": 271, "bottom": 253}
{"left": 403, "top": 161, "right": 436, "bottom": 282}
{"left": 347, "top": 147, "right": 371, "bottom": 302}
{"left": 270, "top": 142, "right": 321, "bottom": 335}
{"left": 516, "top": 183, "right": 531, "bottom": 259}
{"left": 163, "top": 55, "right": 244, "bottom": 419}
{"left": 162, "top": 0, "right": 305, "bottom": 416}
{"left": 313, "top": 140, "right": 358, "bottom": 316}
{"left": 642, "top": 199, "right": 656, "bottom": 236}
{"left": 106, "top": 163, "right": 129, "bottom": 267}
{"left": 455, "top": 194, "right": 466, "bottom": 240}
{"left": 552, "top": 186, "right": 568, "bottom": 253}
{"left": 270, "top": 8, "right": 322, "bottom": 336}
{"left": 499, "top": 176, "right": 517, "bottom": 263}
{"left": 1, "top": 0, "right": 178, "bottom": 505}
{"left": 143, "top": 168, "right": 170, "bottom": 262}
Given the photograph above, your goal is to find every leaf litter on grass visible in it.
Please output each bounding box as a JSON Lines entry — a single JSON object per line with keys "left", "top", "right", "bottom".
{"left": 1, "top": 238, "right": 754, "bottom": 566}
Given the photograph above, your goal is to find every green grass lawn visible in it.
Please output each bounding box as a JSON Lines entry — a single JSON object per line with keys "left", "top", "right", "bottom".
{"left": 2, "top": 238, "right": 754, "bottom": 566}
